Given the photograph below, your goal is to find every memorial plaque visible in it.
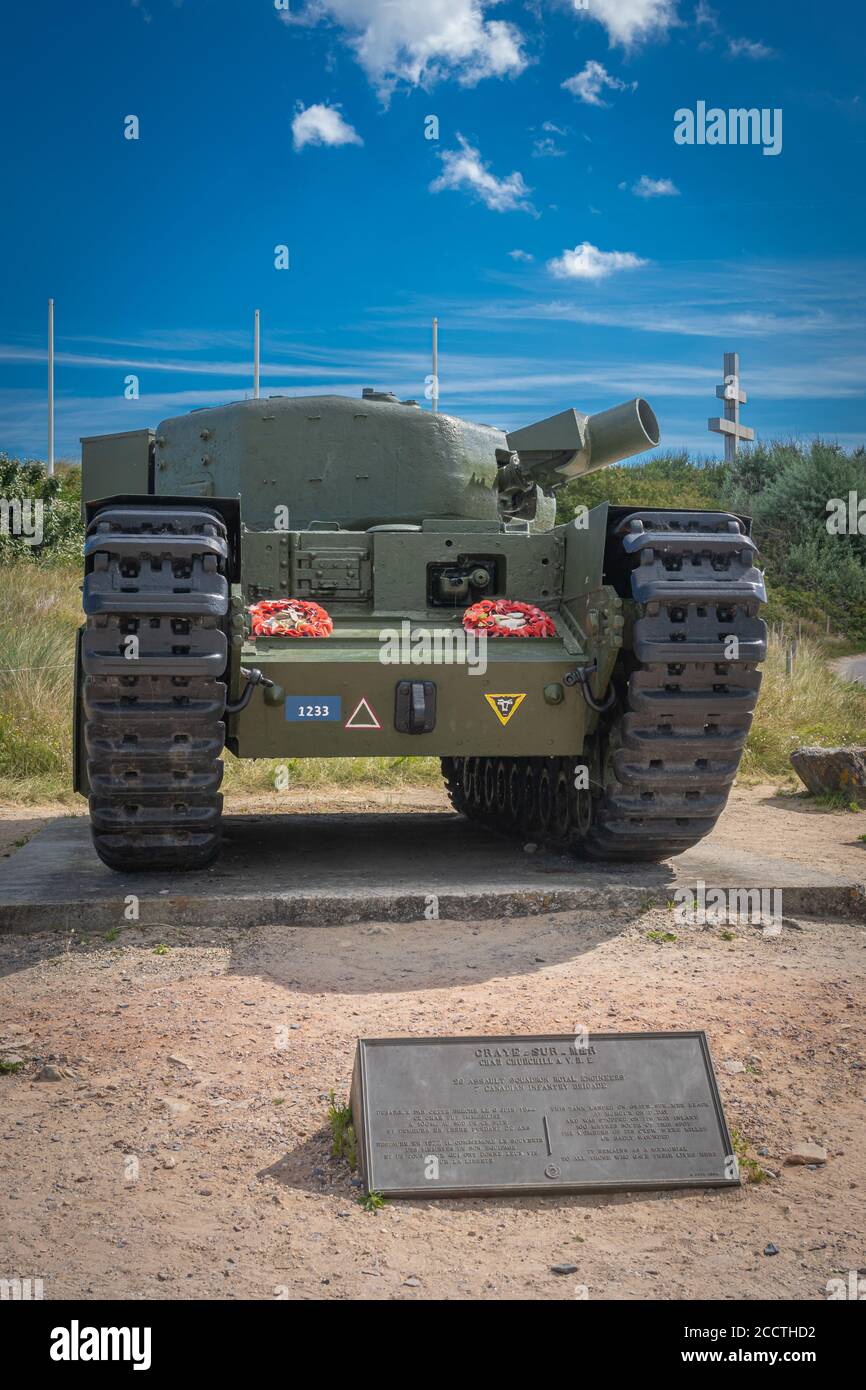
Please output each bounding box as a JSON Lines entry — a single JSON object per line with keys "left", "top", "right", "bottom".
{"left": 351, "top": 1032, "right": 738, "bottom": 1198}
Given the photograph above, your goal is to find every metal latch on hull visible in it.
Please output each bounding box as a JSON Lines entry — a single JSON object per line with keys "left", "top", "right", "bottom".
{"left": 394, "top": 680, "right": 437, "bottom": 734}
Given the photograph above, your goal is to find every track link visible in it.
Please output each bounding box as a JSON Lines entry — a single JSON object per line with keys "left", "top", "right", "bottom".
{"left": 81, "top": 505, "right": 230, "bottom": 872}
{"left": 441, "top": 509, "right": 767, "bottom": 862}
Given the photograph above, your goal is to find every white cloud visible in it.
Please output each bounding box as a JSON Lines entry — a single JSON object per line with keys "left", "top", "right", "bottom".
{"left": 508, "top": 249, "right": 534, "bottom": 262}
{"left": 291, "top": 103, "right": 363, "bottom": 150}
{"left": 632, "top": 175, "right": 680, "bottom": 198}
{"left": 561, "top": 61, "right": 636, "bottom": 108}
{"left": 728, "top": 36, "right": 775, "bottom": 60}
{"left": 430, "top": 136, "right": 536, "bottom": 214}
{"left": 694, "top": 1, "right": 719, "bottom": 31}
{"left": 532, "top": 120, "right": 569, "bottom": 158}
{"left": 693, "top": 3, "right": 775, "bottom": 59}
{"left": 573, "top": 0, "right": 679, "bottom": 50}
{"left": 547, "top": 241, "right": 648, "bottom": 281}
{"left": 533, "top": 136, "right": 565, "bottom": 157}
{"left": 283, "top": 1, "right": 527, "bottom": 100}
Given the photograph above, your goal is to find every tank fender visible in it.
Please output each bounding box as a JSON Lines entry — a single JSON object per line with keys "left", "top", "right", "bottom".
{"left": 555, "top": 502, "right": 623, "bottom": 689}
{"left": 555, "top": 501, "right": 610, "bottom": 600}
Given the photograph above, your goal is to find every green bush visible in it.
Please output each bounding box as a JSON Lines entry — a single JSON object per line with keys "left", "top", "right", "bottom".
{"left": 557, "top": 450, "right": 726, "bottom": 523}
{"left": 0, "top": 455, "right": 83, "bottom": 563}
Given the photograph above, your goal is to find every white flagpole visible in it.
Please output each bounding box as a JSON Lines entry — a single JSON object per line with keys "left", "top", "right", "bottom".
{"left": 431, "top": 316, "right": 439, "bottom": 413}
{"left": 253, "top": 309, "right": 261, "bottom": 400}
{"left": 47, "top": 298, "right": 55, "bottom": 476}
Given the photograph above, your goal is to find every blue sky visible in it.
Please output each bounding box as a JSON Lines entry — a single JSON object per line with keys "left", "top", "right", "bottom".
{"left": 1, "top": 0, "right": 864, "bottom": 460}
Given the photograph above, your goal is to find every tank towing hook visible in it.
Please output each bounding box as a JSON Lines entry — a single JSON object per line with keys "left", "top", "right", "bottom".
{"left": 563, "top": 660, "right": 618, "bottom": 713}
{"left": 226, "top": 667, "right": 277, "bottom": 714}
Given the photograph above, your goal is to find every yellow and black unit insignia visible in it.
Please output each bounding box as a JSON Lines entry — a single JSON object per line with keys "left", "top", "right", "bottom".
{"left": 484, "top": 693, "right": 526, "bottom": 726}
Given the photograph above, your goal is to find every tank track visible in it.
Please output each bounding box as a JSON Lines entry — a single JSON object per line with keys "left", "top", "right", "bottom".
{"left": 441, "top": 508, "right": 767, "bottom": 862}
{"left": 81, "top": 504, "right": 230, "bottom": 872}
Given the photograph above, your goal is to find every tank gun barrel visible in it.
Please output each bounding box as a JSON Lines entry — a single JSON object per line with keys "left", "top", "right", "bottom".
{"left": 502, "top": 396, "right": 660, "bottom": 490}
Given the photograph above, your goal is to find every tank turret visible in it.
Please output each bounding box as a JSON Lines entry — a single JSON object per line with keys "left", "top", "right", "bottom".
{"left": 153, "top": 392, "right": 505, "bottom": 531}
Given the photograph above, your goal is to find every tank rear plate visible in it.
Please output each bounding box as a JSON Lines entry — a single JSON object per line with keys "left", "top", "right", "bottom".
{"left": 229, "top": 633, "right": 588, "bottom": 757}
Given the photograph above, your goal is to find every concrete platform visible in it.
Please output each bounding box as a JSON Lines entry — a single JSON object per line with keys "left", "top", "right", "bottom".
{"left": 0, "top": 813, "right": 863, "bottom": 931}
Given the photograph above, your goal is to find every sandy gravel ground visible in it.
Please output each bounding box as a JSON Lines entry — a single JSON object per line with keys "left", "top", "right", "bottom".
{"left": 710, "top": 785, "right": 866, "bottom": 879}
{"left": 1, "top": 897, "right": 864, "bottom": 1301}
{"left": 0, "top": 784, "right": 863, "bottom": 1301}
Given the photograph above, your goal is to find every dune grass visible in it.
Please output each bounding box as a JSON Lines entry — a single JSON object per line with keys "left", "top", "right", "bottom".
{"left": 740, "top": 630, "right": 866, "bottom": 782}
{"left": 0, "top": 566, "right": 862, "bottom": 803}
{"left": 0, "top": 562, "right": 80, "bottom": 801}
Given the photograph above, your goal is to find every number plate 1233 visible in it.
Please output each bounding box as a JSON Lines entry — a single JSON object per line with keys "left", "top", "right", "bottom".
{"left": 284, "top": 697, "right": 342, "bottom": 722}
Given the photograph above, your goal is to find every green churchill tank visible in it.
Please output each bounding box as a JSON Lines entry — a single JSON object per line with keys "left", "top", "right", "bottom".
{"left": 74, "top": 386, "right": 766, "bottom": 872}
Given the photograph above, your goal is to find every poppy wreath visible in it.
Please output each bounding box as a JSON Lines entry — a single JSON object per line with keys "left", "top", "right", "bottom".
{"left": 462, "top": 598, "right": 556, "bottom": 639}
{"left": 248, "top": 598, "right": 334, "bottom": 638}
